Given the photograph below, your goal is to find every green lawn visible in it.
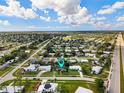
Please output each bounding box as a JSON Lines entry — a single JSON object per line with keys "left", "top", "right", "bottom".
{"left": 55, "top": 80, "right": 100, "bottom": 93}
{"left": 0, "top": 80, "right": 40, "bottom": 93}
{"left": 0, "top": 80, "right": 101, "bottom": 93}
{"left": 78, "top": 61, "right": 110, "bottom": 80}
{"left": 0, "top": 66, "right": 13, "bottom": 77}
{"left": 41, "top": 70, "right": 79, "bottom": 77}
{"left": 13, "top": 68, "right": 39, "bottom": 77}
{"left": 0, "top": 80, "right": 13, "bottom": 87}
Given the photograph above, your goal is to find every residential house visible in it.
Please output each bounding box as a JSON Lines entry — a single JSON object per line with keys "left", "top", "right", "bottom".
{"left": 39, "top": 65, "right": 51, "bottom": 72}
{"left": 37, "top": 83, "right": 58, "bottom": 93}
{"left": 75, "top": 87, "right": 93, "bottom": 93}
{"left": 91, "top": 66, "right": 102, "bottom": 74}
{"left": 80, "top": 59, "right": 89, "bottom": 63}
{"left": 24, "top": 64, "right": 38, "bottom": 72}
{"left": 0, "top": 86, "right": 24, "bottom": 93}
{"left": 69, "top": 66, "right": 81, "bottom": 71}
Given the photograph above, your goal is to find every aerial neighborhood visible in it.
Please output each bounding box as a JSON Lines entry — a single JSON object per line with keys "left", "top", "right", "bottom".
{"left": 0, "top": 32, "right": 118, "bottom": 93}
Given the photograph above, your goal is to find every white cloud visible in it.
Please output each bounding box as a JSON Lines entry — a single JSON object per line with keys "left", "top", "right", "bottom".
{"left": 117, "top": 15, "right": 124, "bottom": 21}
{"left": 96, "top": 17, "right": 106, "bottom": 21}
{"left": 97, "top": 2, "right": 124, "bottom": 14}
{"left": 93, "top": 22, "right": 112, "bottom": 29}
{"left": 112, "top": 2, "right": 124, "bottom": 9}
{"left": 43, "top": 10, "right": 49, "bottom": 15}
{"left": 30, "top": 0, "right": 92, "bottom": 25}
{"left": 40, "top": 16, "right": 51, "bottom": 22}
{"left": 98, "top": 8, "right": 115, "bottom": 15}
{"left": 0, "top": 20, "right": 10, "bottom": 26}
{"left": 30, "top": 0, "right": 81, "bottom": 16}
{"left": 58, "top": 7, "right": 91, "bottom": 25}
{"left": 0, "top": 0, "right": 37, "bottom": 19}
{"left": 91, "top": 16, "right": 106, "bottom": 21}
{"left": 30, "top": 0, "right": 111, "bottom": 28}
{"left": 115, "top": 22, "right": 124, "bottom": 27}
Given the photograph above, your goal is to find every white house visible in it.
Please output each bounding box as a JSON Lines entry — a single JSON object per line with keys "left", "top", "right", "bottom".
{"left": 67, "top": 59, "right": 77, "bottom": 63}
{"left": 39, "top": 65, "right": 51, "bottom": 72}
{"left": 80, "top": 59, "right": 88, "bottom": 63}
{"left": 93, "top": 60, "right": 101, "bottom": 65}
{"left": 103, "top": 51, "right": 110, "bottom": 54}
{"left": 65, "top": 49, "right": 71, "bottom": 53}
{"left": 75, "top": 87, "right": 93, "bottom": 93}
{"left": 0, "top": 86, "right": 24, "bottom": 93}
{"left": 83, "top": 49, "right": 90, "bottom": 53}
{"left": 15, "top": 57, "right": 19, "bottom": 61}
{"left": 91, "top": 66, "right": 102, "bottom": 74}
{"left": 69, "top": 66, "right": 82, "bottom": 71}
{"left": 37, "top": 83, "right": 58, "bottom": 93}
{"left": 24, "top": 64, "right": 38, "bottom": 72}
{"left": 7, "top": 59, "right": 14, "bottom": 64}
{"left": 85, "top": 53, "right": 96, "bottom": 58}
{"left": 0, "top": 62, "right": 10, "bottom": 70}
{"left": 25, "top": 50, "right": 30, "bottom": 53}
{"left": 0, "top": 54, "right": 4, "bottom": 58}
{"left": 0, "top": 59, "right": 15, "bottom": 70}
{"left": 74, "top": 49, "right": 79, "bottom": 52}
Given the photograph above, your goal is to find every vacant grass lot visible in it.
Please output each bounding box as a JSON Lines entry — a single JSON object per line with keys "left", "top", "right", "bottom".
{"left": 41, "top": 70, "right": 79, "bottom": 77}
{"left": 56, "top": 80, "right": 100, "bottom": 93}
{"left": 13, "top": 68, "right": 40, "bottom": 77}
{"left": 0, "top": 66, "right": 13, "bottom": 77}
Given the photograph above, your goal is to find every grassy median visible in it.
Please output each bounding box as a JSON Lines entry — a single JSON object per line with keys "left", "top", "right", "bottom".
{"left": 120, "top": 47, "right": 124, "bottom": 93}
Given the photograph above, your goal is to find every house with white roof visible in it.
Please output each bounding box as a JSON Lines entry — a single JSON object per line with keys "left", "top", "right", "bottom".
{"left": 0, "top": 86, "right": 24, "bottom": 93}
{"left": 75, "top": 87, "right": 93, "bottom": 93}
{"left": 24, "top": 64, "right": 38, "bottom": 72}
{"left": 67, "top": 59, "right": 77, "bottom": 63}
{"left": 92, "top": 60, "right": 101, "bottom": 65}
{"left": 65, "top": 48, "right": 71, "bottom": 53}
{"left": 15, "top": 57, "right": 19, "bottom": 61}
{"left": 80, "top": 59, "right": 89, "bottom": 63}
{"left": 37, "top": 83, "right": 58, "bottom": 93}
{"left": 0, "top": 62, "right": 10, "bottom": 70}
{"left": 103, "top": 51, "right": 110, "bottom": 54}
{"left": 85, "top": 53, "right": 96, "bottom": 58}
{"left": 69, "top": 66, "right": 81, "bottom": 71}
{"left": 83, "top": 49, "right": 90, "bottom": 53}
{"left": 0, "top": 54, "right": 4, "bottom": 58}
{"left": 39, "top": 65, "right": 51, "bottom": 72}
{"left": 91, "top": 66, "right": 102, "bottom": 74}
{"left": 25, "top": 50, "right": 30, "bottom": 53}
{"left": 7, "top": 59, "right": 14, "bottom": 64}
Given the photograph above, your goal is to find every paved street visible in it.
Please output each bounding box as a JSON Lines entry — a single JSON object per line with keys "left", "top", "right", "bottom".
{"left": 108, "top": 34, "right": 120, "bottom": 93}
{"left": 23, "top": 77, "right": 95, "bottom": 82}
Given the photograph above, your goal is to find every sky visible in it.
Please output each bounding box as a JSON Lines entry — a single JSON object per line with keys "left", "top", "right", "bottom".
{"left": 0, "top": 0, "right": 124, "bottom": 31}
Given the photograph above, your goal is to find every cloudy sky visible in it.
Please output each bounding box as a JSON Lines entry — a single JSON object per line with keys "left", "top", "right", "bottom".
{"left": 0, "top": 0, "right": 124, "bottom": 31}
